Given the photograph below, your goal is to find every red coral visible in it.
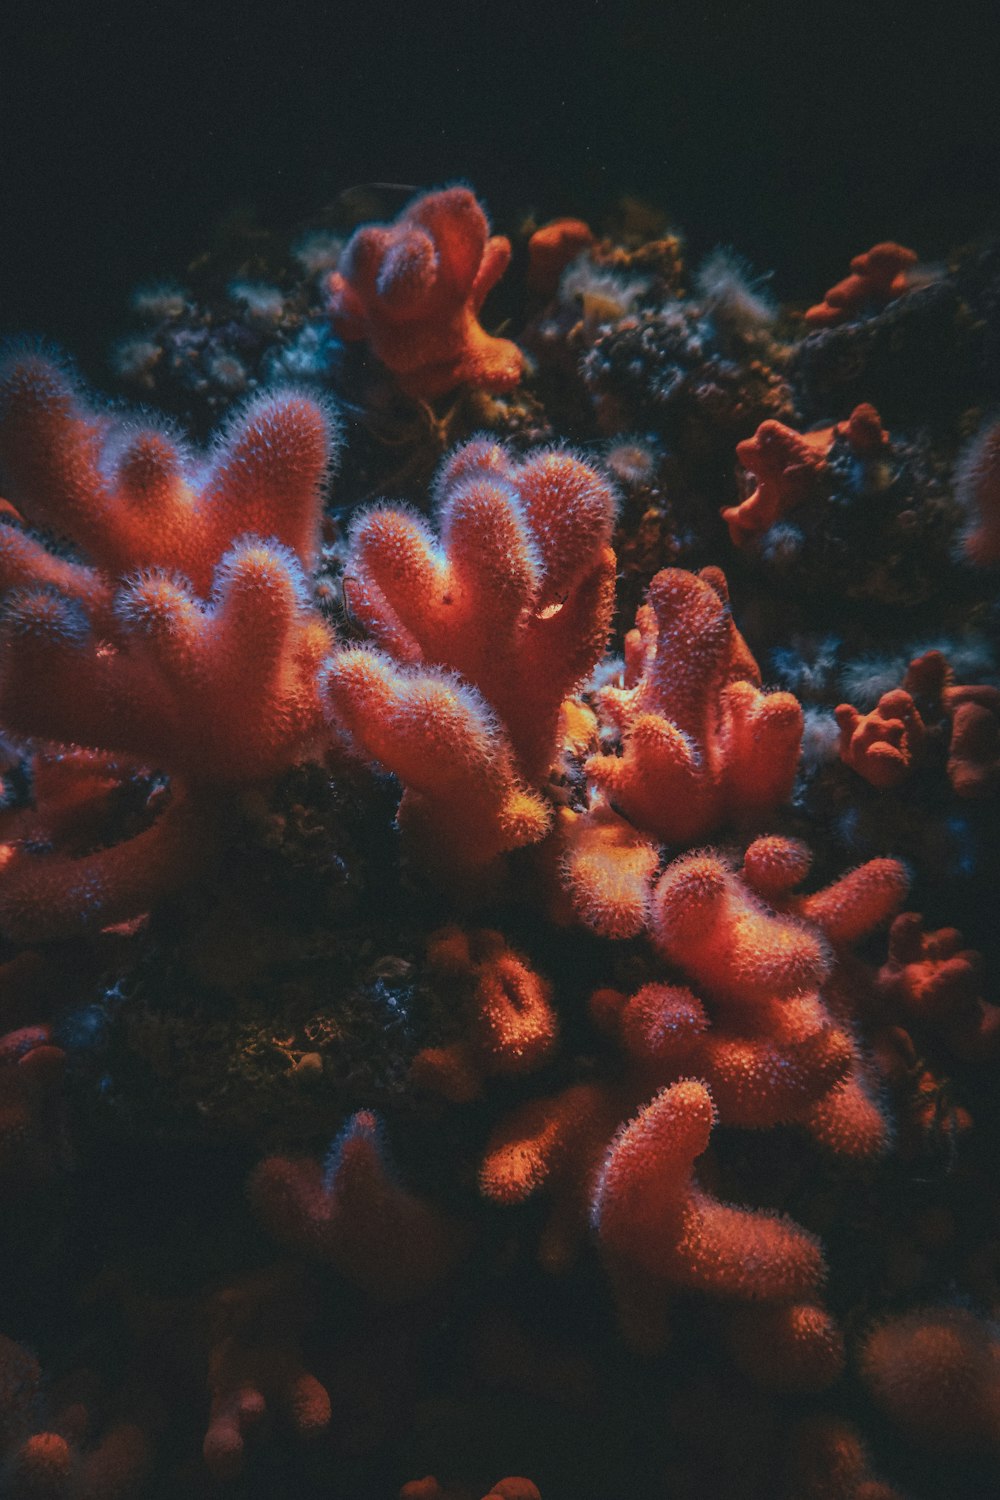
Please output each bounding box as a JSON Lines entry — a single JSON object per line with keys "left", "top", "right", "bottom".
{"left": 804, "top": 242, "right": 917, "bottom": 327}
{"left": 722, "top": 419, "right": 830, "bottom": 544}
{"left": 876, "top": 911, "right": 1000, "bottom": 1061}
{"left": 321, "top": 651, "right": 551, "bottom": 885}
{"left": 411, "top": 927, "right": 558, "bottom": 1101}
{"left": 479, "top": 1080, "right": 625, "bottom": 1272}
{"left": 649, "top": 839, "right": 907, "bottom": 1158}
{"left": 838, "top": 650, "right": 1000, "bottom": 798}
{"left": 248, "top": 1110, "right": 466, "bottom": 1302}
{"left": 586, "top": 567, "right": 802, "bottom": 847}
{"left": 725, "top": 1302, "right": 845, "bottom": 1393}
{"left": 527, "top": 217, "right": 595, "bottom": 297}
{"left": 401, "top": 1480, "right": 540, "bottom": 1500}
{"left": 548, "top": 797, "right": 659, "bottom": 939}
{"left": 784, "top": 1415, "right": 906, "bottom": 1499}
{"left": 0, "top": 355, "right": 335, "bottom": 936}
{"left": 593, "top": 1080, "right": 826, "bottom": 1346}
{"left": 341, "top": 438, "right": 617, "bottom": 781}
{"left": 722, "top": 405, "right": 888, "bottom": 545}
{"left": 328, "top": 187, "right": 525, "bottom": 399}
{"left": 834, "top": 689, "right": 925, "bottom": 789}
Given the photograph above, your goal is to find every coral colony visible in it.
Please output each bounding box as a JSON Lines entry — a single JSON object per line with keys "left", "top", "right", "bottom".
{"left": 1, "top": 184, "right": 1000, "bottom": 1500}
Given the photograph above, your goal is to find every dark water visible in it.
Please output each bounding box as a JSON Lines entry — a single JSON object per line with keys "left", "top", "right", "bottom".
{"left": 3, "top": 1, "right": 1000, "bottom": 362}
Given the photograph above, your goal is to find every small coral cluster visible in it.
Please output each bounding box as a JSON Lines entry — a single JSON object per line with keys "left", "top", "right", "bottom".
{"left": 1, "top": 185, "right": 999, "bottom": 1500}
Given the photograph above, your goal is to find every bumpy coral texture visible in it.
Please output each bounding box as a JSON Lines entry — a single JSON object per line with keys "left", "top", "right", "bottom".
{"left": 328, "top": 187, "right": 525, "bottom": 398}
{"left": 324, "top": 438, "right": 616, "bottom": 880}
{"left": 586, "top": 566, "right": 802, "bottom": 846}
{"left": 592, "top": 1079, "right": 826, "bottom": 1349}
{"left": 648, "top": 838, "right": 908, "bottom": 1158}
{"left": 876, "top": 911, "right": 1000, "bottom": 1060}
{"left": 0, "top": 355, "right": 335, "bottom": 937}
{"left": 411, "top": 926, "right": 558, "bottom": 1101}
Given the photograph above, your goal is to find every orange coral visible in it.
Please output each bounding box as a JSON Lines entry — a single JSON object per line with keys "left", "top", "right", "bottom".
{"left": 783, "top": 1415, "right": 906, "bottom": 1499}
{"left": 328, "top": 187, "right": 524, "bottom": 399}
{"left": 0, "top": 1023, "right": 66, "bottom": 1194}
{"left": 834, "top": 689, "right": 926, "bottom": 789}
{"left": 725, "top": 1302, "right": 845, "bottom": 1393}
{"left": 593, "top": 1080, "right": 825, "bottom": 1347}
{"left": 549, "top": 797, "right": 659, "bottom": 939}
{"left": 722, "top": 405, "right": 888, "bottom": 545}
{"left": 837, "top": 650, "right": 1000, "bottom": 798}
{"left": 401, "top": 1479, "right": 540, "bottom": 1500}
{"left": 479, "top": 1080, "right": 625, "bottom": 1272}
{"left": 649, "top": 839, "right": 908, "bottom": 1158}
{"left": 804, "top": 242, "right": 917, "bottom": 327}
{"left": 342, "top": 437, "right": 617, "bottom": 781}
{"left": 412, "top": 927, "right": 558, "bottom": 1101}
{"left": 527, "top": 216, "right": 595, "bottom": 297}
{"left": 723, "top": 419, "right": 830, "bottom": 544}
{"left": 321, "top": 651, "right": 551, "bottom": 885}
{"left": 586, "top": 567, "right": 802, "bottom": 847}
{"left": 0, "top": 1333, "right": 160, "bottom": 1500}
{"left": 0, "top": 355, "right": 336, "bottom": 937}
{"left": 877, "top": 911, "right": 1000, "bottom": 1061}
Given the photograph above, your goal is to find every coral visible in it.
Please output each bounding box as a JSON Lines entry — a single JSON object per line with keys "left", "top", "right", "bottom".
{"left": 526, "top": 217, "right": 595, "bottom": 297}
{"left": 722, "top": 405, "right": 888, "bottom": 546}
{"left": 586, "top": 567, "right": 802, "bottom": 846}
{"left": 723, "top": 418, "right": 830, "bottom": 545}
{"left": 338, "top": 437, "right": 617, "bottom": 781}
{"left": 783, "top": 1415, "right": 906, "bottom": 1499}
{"left": 805, "top": 242, "right": 917, "bottom": 327}
{"left": 0, "top": 1335, "right": 160, "bottom": 1500}
{"left": 5, "top": 182, "right": 1000, "bottom": 1500}
{"left": 328, "top": 187, "right": 524, "bottom": 399}
{"left": 248, "top": 1109, "right": 466, "bottom": 1300}
{"left": 834, "top": 689, "right": 926, "bottom": 789}
{"left": 479, "top": 1080, "right": 625, "bottom": 1271}
{"left": 549, "top": 797, "right": 659, "bottom": 939}
{"left": 411, "top": 927, "right": 558, "bottom": 1100}
{"left": 876, "top": 912, "right": 1000, "bottom": 1060}
{"left": 725, "top": 1301, "right": 845, "bottom": 1393}
{"left": 321, "top": 650, "right": 551, "bottom": 885}
{"left": 955, "top": 412, "right": 1000, "bottom": 565}
{"left": 859, "top": 1307, "right": 1000, "bottom": 1452}
{"left": 836, "top": 650, "right": 1000, "bottom": 797}
{"left": 649, "top": 838, "right": 908, "bottom": 1157}
{"left": 0, "top": 354, "right": 335, "bottom": 936}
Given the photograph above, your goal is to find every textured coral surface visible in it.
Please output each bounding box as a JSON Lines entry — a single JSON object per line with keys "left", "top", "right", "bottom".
{"left": 0, "top": 186, "right": 998, "bottom": 1500}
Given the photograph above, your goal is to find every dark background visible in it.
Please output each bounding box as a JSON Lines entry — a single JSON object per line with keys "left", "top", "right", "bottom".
{"left": 2, "top": 0, "right": 999, "bottom": 374}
